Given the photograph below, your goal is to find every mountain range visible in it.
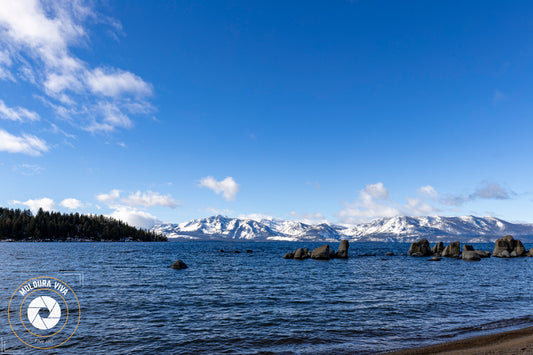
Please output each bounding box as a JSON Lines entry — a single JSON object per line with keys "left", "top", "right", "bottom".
{"left": 152, "top": 215, "right": 533, "bottom": 243}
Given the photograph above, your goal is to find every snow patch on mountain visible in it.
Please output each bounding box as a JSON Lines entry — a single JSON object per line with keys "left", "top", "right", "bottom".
{"left": 151, "top": 215, "right": 533, "bottom": 242}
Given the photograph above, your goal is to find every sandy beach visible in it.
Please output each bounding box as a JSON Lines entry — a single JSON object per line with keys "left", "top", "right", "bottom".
{"left": 386, "top": 326, "right": 533, "bottom": 354}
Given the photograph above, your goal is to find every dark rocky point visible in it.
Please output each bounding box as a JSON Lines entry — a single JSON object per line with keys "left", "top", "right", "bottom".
{"left": 493, "top": 235, "right": 526, "bottom": 258}
{"left": 442, "top": 241, "right": 461, "bottom": 258}
{"left": 311, "top": 244, "right": 331, "bottom": 260}
{"left": 463, "top": 244, "right": 474, "bottom": 252}
{"left": 474, "top": 250, "right": 491, "bottom": 258}
{"left": 283, "top": 252, "right": 294, "bottom": 259}
{"left": 431, "top": 242, "right": 445, "bottom": 256}
{"left": 408, "top": 238, "right": 431, "bottom": 256}
{"left": 462, "top": 250, "right": 481, "bottom": 261}
{"left": 336, "top": 240, "right": 349, "bottom": 259}
{"left": 171, "top": 260, "right": 188, "bottom": 269}
{"left": 428, "top": 256, "right": 441, "bottom": 261}
{"left": 293, "top": 248, "right": 308, "bottom": 260}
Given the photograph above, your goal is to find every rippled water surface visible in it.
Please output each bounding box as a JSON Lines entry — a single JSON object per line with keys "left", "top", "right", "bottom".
{"left": 1, "top": 241, "right": 532, "bottom": 354}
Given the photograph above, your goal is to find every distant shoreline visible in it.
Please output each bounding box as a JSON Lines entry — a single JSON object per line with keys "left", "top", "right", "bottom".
{"left": 385, "top": 325, "right": 533, "bottom": 354}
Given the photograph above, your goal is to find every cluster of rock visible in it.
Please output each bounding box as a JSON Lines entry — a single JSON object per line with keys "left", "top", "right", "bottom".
{"left": 492, "top": 235, "right": 532, "bottom": 257}
{"left": 408, "top": 235, "right": 533, "bottom": 261}
{"left": 408, "top": 238, "right": 490, "bottom": 261}
{"left": 284, "top": 240, "right": 349, "bottom": 260}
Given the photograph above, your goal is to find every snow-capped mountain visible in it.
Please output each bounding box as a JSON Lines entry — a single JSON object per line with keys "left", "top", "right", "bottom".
{"left": 153, "top": 215, "right": 278, "bottom": 240}
{"left": 342, "top": 215, "right": 533, "bottom": 242}
{"left": 151, "top": 215, "right": 533, "bottom": 242}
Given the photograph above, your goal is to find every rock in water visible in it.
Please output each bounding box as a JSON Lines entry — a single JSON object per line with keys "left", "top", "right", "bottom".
{"left": 474, "top": 250, "right": 491, "bottom": 258}
{"left": 311, "top": 244, "right": 331, "bottom": 260}
{"left": 442, "top": 241, "right": 461, "bottom": 258}
{"left": 493, "top": 235, "right": 527, "bottom": 257}
{"left": 428, "top": 256, "right": 441, "bottom": 261}
{"left": 515, "top": 240, "right": 526, "bottom": 256}
{"left": 408, "top": 238, "right": 431, "bottom": 256}
{"left": 293, "top": 248, "right": 308, "bottom": 260}
{"left": 385, "top": 252, "right": 395, "bottom": 256}
{"left": 431, "top": 242, "right": 444, "bottom": 256}
{"left": 463, "top": 244, "right": 474, "bottom": 252}
{"left": 171, "top": 260, "right": 188, "bottom": 269}
{"left": 462, "top": 250, "right": 481, "bottom": 261}
{"left": 528, "top": 249, "right": 533, "bottom": 257}
{"left": 336, "top": 240, "right": 349, "bottom": 259}
{"left": 283, "top": 252, "right": 294, "bottom": 259}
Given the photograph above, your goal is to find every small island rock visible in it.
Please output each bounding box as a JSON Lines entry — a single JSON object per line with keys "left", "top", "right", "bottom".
{"left": 463, "top": 244, "right": 474, "bottom": 252}
{"left": 336, "top": 240, "right": 350, "bottom": 259}
{"left": 408, "top": 238, "right": 431, "bottom": 256}
{"left": 311, "top": 244, "right": 331, "bottom": 260}
{"left": 462, "top": 250, "right": 481, "bottom": 261}
{"left": 442, "top": 241, "right": 461, "bottom": 258}
{"left": 293, "top": 248, "right": 308, "bottom": 260}
{"left": 283, "top": 252, "right": 294, "bottom": 259}
{"left": 493, "top": 235, "right": 526, "bottom": 258}
{"left": 431, "top": 242, "right": 445, "bottom": 256}
{"left": 171, "top": 260, "right": 188, "bottom": 269}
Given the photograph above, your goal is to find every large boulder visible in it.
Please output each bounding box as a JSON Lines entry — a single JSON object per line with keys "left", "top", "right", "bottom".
{"left": 442, "top": 241, "right": 461, "bottom": 258}
{"left": 431, "top": 242, "right": 444, "bottom": 256}
{"left": 493, "top": 235, "right": 527, "bottom": 257}
{"left": 462, "top": 250, "right": 481, "bottom": 261}
{"left": 336, "top": 240, "right": 349, "bottom": 259}
{"left": 408, "top": 238, "right": 432, "bottom": 256}
{"left": 311, "top": 244, "right": 331, "bottom": 260}
{"left": 293, "top": 248, "right": 308, "bottom": 260}
{"left": 171, "top": 260, "right": 188, "bottom": 269}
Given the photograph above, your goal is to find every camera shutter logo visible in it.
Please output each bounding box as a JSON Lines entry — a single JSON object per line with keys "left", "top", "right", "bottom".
{"left": 27, "top": 296, "right": 62, "bottom": 330}
{"left": 8, "top": 277, "right": 80, "bottom": 350}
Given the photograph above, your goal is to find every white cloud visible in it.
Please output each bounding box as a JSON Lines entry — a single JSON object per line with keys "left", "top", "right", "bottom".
{"left": 404, "top": 198, "right": 439, "bottom": 215}
{"left": 199, "top": 176, "right": 239, "bottom": 201}
{"left": 418, "top": 185, "right": 438, "bottom": 199}
{"left": 0, "top": 0, "right": 154, "bottom": 134}
{"left": 121, "top": 190, "right": 178, "bottom": 208}
{"left": 0, "top": 129, "right": 49, "bottom": 155}
{"left": 110, "top": 206, "right": 161, "bottom": 229}
{"left": 338, "top": 182, "right": 442, "bottom": 224}
{"left": 440, "top": 181, "right": 514, "bottom": 206}
{"left": 12, "top": 197, "right": 54, "bottom": 213}
{"left": 87, "top": 67, "right": 152, "bottom": 98}
{"left": 470, "top": 181, "right": 513, "bottom": 200}
{"left": 0, "top": 99, "right": 39, "bottom": 121}
{"left": 95, "top": 189, "right": 121, "bottom": 203}
{"left": 362, "top": 182, "right": 389, "bottom": 200}
{"left": 339, "top": 183, "right": 400, "bottom": 223}
{"left": 60, "top": 198, "right": 83, "bottom": 210}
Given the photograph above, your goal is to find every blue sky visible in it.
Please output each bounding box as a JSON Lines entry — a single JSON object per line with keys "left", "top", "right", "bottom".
{"left": 0, "top": 0, "right": 532, "bottom": 228}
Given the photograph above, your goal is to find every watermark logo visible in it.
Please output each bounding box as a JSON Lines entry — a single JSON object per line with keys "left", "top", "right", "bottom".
{"left": 8, "top": 277, "right": 80, "bottom": 350}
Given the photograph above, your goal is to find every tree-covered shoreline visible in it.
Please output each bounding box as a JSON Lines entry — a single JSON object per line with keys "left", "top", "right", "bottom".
{"left": 0, "top": 207, "right": 166, "bottom": 242}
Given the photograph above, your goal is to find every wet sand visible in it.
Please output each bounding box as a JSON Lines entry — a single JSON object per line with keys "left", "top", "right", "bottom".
{"left": 386, "top": 326, "right": 533, "bottom": 354}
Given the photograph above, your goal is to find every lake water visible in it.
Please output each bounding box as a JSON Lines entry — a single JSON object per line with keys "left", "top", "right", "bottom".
{"left": 1, "top": 241, "right": 532, "bottom": 354}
